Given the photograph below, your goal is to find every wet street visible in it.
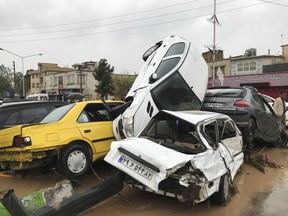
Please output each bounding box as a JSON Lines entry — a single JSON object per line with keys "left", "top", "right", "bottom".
{"left": 1, "top": 147, "right": 288, "bottom": 216}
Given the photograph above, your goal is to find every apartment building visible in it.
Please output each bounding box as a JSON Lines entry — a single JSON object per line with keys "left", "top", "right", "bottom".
{"left": 203, "top": 44, "right": 288, "bottom": 98}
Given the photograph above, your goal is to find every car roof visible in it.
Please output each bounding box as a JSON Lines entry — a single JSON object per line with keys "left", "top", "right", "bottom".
{"left": 0, "top": 100, "right": 67, "bottom": 109}
{"left": 162, "top": 110, "right": 227, "bottom": 125}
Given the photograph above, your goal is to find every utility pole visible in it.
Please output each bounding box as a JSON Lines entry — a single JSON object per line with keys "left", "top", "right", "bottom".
{"left": 13, "top": 61, "right": 16, "bottom": 91}
{"left": 207, "top": 0, "right": 221, "bottom": 87}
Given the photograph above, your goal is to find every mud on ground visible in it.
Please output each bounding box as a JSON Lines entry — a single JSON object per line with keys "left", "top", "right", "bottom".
{"left": 1, "top": 147, "right": 288, "bottom": 216}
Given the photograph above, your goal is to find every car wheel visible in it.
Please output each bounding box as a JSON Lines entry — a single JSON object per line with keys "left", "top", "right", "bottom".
{"left": 57, "top": 143, "right": 90, "bottom": 178}
{"left": 272, "top": 131, "right": 288, "bottom": 148}
{"left": 210, "top": 174, "right": 230, "bottom": 205}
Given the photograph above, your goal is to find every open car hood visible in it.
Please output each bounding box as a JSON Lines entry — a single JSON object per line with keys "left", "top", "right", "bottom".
{"left": 104, "top": 138, "right": 192, "bottom": 192}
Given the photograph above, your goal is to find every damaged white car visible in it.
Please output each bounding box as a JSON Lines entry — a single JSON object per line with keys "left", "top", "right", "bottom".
{"left": 113, "top": 35, "right": 208, "bottom": 140}
{"left": 105, "top": 110, "right": 243, "bottom": 205}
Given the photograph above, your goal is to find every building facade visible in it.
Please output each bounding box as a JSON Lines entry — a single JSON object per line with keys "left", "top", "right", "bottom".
{"left": 203, "top": 44, "right": 288, "bottom": 98}
{"left": 26, "top": 61, "right": 137, "bottom": 101}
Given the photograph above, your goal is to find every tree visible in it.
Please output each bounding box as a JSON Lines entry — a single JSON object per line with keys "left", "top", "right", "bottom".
{"left": 113, "top": 74, "right": 136, "bottom": 100}
{"left": 0, "top": 64, "right": 24, "bottom": 98}
{"left": 0, "top": 64, "right": 14, "bottom": 98}
{"left": 93, "top": 59, "right": 115, "bottom": 99}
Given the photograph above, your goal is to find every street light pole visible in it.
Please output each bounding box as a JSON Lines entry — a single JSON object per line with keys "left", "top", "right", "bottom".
{"left": 0, "top": 48, "right": 42, "bottom": 97}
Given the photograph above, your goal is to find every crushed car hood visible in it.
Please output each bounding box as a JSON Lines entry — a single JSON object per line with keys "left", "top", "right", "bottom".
{"left": 105, "top": 138, "right": 192, "bottom": 192}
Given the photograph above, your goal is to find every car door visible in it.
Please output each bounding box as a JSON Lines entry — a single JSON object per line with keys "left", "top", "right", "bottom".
{"left": 250, "top": 92, "right": 270, "bottom": 136}
{"left": 77, "top": 103, "right": 114, "bottom": 154}
{"left": 252, "top": 93, "right": 280, "bottom": 140}
{"left": 261, "top": 99, "right": 281, "bottom": 140}
{"left": 217, "top": 118, "right": 243, "bottom": 176}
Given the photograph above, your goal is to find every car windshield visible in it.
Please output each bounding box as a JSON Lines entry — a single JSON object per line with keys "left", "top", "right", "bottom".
{"left": 140, "top": 113, "right": 205, "bottom": 154}
{"left": 41, "top": 104, "right": 74, "bottom": 123}
{"left": 205, "top": 88, "right": 246, "bottom": 98}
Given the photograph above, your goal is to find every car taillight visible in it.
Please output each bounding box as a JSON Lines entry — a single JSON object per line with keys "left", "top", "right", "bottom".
{"left": 234, "top": 100, "right": 251, "bottom": 107}
{"left": 13, "top": 136, "right": 32, "bottom": 148}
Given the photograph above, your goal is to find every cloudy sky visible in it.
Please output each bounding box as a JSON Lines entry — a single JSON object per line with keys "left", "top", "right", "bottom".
{"left": 0, "top": 0, "right": 287, "bottom": 75}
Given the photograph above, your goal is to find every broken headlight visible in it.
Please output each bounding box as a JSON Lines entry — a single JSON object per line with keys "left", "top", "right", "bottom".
{"left": 123, "top": 116, "right": 134, "bottom": 137}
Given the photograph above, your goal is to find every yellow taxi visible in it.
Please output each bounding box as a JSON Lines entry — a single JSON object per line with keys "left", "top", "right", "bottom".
{"left": 0, "top": 100, "right": 123, "bottom": 177}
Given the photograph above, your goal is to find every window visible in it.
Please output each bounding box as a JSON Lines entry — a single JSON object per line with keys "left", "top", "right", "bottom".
{"left": 36, "top": 83, "right": 39, "bottom": 88}
{"left": 36, "top": 74, "right": 39, "bottom": 78}
{"left": 54, "top": 77, "right": 58, "bottom": 86}
{"left": 67, "top": 75, "right": 71, "bottom": 85}
{"left": 244, "top": 63, "right": 249, "bottom": 71}
{"left": 164, "top": 42, "right": 185, "bottom": 57}
{"left": 251, "top": 92, "right": 265, "bottom": 109}
{"left": 41, "top": 104, "right": 74, "bottom": 123}
{"left": 21, "top": 107, "right": 49, "bottom": 124}
{"left": 32, "top": 74, "right": 35, "bottom": 79}
{"left": 237, "top": 63, "right": 243, "bottom": 71}
{"left": 151, "top": 72, "right": 202, "bottom": 111}
{"left": 4, "top": 112, "right": 18, "bottom": 126}
{"left": 77, "top": 103, "right": 111, "bottom": 123}
{"left": 205, "top": 88, "right": 246, "bottom": 98}
{"left": 58, "top": 76, "right": 63, "bottom": 85}
{"left": 77, "top": 74, "right": 86, "bottom": 84}
{"left": 154, "top": 57, "right": 181, "bottom": 80}
{"left": 32, "top": 83, "right": 35, "bottom": 88}
{"left": 250, "top": 61, "right": 256, "bottom": 70}
{"left": 217, "top": 119, "right": 236, "bottom": 141}
{"left": 203, "top": 121, "right": 218, "bottom": 148}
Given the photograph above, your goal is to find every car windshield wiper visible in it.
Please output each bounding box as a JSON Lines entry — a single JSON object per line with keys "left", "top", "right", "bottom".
{"left": 133, "top": 85, "right": 148, "bottom": 93}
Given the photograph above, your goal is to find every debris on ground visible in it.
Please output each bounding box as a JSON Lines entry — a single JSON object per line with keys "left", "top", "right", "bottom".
{"left": 248, "top": 149, "right": 280, "bottom": 173}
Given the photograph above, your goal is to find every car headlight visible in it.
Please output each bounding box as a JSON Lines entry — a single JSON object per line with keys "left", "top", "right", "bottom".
{"left": 123, "top": 116, "right": 134, "bottom": 138}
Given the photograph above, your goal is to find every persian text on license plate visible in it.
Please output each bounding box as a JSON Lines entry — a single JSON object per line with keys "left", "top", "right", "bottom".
{"left": 204, "top": 103, "right": 224, "bottom": 108}
{"left": 118, "top": 155, "right": 154, "bottom": 180}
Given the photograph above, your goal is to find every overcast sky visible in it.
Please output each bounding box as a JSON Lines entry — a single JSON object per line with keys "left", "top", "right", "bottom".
{"left": 0, "top": 0, "right": 287, "bottom": 75}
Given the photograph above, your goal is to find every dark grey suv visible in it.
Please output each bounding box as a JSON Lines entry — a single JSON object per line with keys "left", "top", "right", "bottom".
{"left": 201, "top": 87, "right": 287, "bottom": 148}
{"left": 0, "top": 100, "right": 68, "bottom": 130}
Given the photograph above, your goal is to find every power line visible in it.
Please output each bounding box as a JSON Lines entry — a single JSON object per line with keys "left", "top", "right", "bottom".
{"left": 258, "top": 0, "right": 288, "bottom": 7}
{"left": 0, "top": 1, "right": 273, "bottom": 44}
{"left": 0, "top": 0, "right": 234, "bottom": 38}
{"left": 0, "top": 0, "right": 203, "bottom": 32}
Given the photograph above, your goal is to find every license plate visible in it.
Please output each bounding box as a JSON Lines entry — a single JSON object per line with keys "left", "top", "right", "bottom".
{"left": 118, "top": 155, "right": 154, "bottom": 180}
{"left": 203, "top": 102, "right": 224, "bottom": 108}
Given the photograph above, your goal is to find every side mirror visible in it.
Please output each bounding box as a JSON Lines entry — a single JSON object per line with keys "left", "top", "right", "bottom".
{"left": 149, "top": 73, "right": 158, "bottom": 84}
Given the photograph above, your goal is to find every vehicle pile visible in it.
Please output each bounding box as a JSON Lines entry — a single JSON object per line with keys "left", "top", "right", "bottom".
{"left": 0, "top": 35, "right": 287, "bottom": 216}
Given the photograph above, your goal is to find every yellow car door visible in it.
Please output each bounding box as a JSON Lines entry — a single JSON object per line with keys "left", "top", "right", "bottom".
{"left": 77, "top": 103, "right": 115, "bottom": 155}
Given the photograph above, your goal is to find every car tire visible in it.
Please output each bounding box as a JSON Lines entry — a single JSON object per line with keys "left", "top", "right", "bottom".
{"left": 272, "top": 131, "right": 288, "bottom": 148}
{"left": 210, "top": 174, "right": 230, "bottom": 206}
{"left": 57, "top": 143, "right": 90, "bottom": 178}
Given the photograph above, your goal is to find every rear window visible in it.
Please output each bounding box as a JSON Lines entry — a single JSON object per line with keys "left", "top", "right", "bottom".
{"left": 41, "top": 104, "right": 74, "bottom": 123}
{"left": 205, "top": 88, "right": 246, "bottom": 98}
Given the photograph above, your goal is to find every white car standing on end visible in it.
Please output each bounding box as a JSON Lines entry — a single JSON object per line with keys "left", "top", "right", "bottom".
{"left": 113, "top": 35, "right": 208, "bottom": 140}
{"left": 105, "top": 110, "right": 244, "bottom": 205}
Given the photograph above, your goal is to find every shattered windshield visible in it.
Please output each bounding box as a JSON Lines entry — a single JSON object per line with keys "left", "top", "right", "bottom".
{"left": 151, "top": 72, "right": 202, "bottom": 111}
{"left": 140, "top": 113, "right": 205, "bottom": 154}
